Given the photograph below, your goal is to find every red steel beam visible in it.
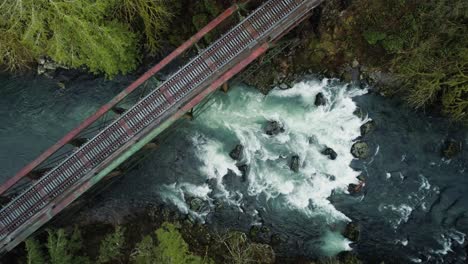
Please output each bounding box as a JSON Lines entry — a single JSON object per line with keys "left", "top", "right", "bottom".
{"left": 3, "top": 43, "right": 270, "bottom": 252}
{"left": 180, "top": 43, "right": 270, "bottom": 113}
{"left": 0, "top": 5, "right": 239, "bottom": 196}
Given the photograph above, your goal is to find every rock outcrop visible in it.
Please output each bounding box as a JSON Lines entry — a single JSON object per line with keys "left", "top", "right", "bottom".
{"left": 265, "top": 120, "right": 285, "bottom": 136}
{"left": 229, "top": 144, "right": 244, "bottom": 161}
{"left": 360, "top": 120, "right": 376, "bottom": 136}
{"left": 314, "top": 92, "right": 327, "bottom": 106}
{"left": 290, "top": 155, "right": 300, "bottom": 172}
{"left": 343, "top": 222, "right": 360, "bottom": 242}
{"left": 441, "top": 139, "right": 462, "bottom": 159}
{"left": 321, "top": 147, "right": 338, "bottom": 160}
{"left": 351, "top": 141, "right": 370, "bottom": 159}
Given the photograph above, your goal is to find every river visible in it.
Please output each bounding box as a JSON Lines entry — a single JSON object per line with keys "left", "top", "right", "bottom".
{"left": 0, "top": 73, "right": 467, "bottom": 263}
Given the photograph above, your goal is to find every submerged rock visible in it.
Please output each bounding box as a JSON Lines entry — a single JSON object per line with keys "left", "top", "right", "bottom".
{"left": 326, "top": 174, "right": 336, "bottom": 181}
{"left": 353, "top": 107, "right": 365, "bottom": 119}
{"left": 321, "top": 147, "right": 338, "bottom": 160}
{"left": 348, "top": 180, "right": 365, "bottom": 195}
{"left": 270, "top": 234, "right": 282, "bottom": 246}
{"left": 308, "top": 135, "right": 319, "bottom": 144}
{"left": 237, "top": 164, "right": 249, "bottom": 182}
{"left": 351, "top": 141, "right": 370, "bottom": 159}
{"left": 249, "top": 225, "right": 261, "bottom": 240}
{"left": 441, "top": 139, "right": 462, "bottom": 159}
{"left": 189, "top": 197, "right": 204, "bottom": 212}
{"left": 265, "top": 120, "right": 285, "bottom": 136}
{"left": 290, "top": 155, "right": 300, "bottom": 172}
{"left": 314, "top": 92, "right": 327, "bottom": 106}
{"left": 343, "top": 222, "right": 360, "bottom": 242}
{"left": 360, "top": 120, "right": 376, "bottom": 136}
{"left": 357, "top": 174, "right": 365, "bottom": 182}
{"left": 37, "top": 57, "right": 66, "bottom": 78}
{"left": 229, "top": 144, "right": 244, "bottom": 161}
{"left": 279, "top": 83, "right": 290, "bottom": 90}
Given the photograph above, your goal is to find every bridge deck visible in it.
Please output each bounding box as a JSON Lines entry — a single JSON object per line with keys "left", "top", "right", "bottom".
{"left": 0, "top": 0, "right": 322, "bottom": 253}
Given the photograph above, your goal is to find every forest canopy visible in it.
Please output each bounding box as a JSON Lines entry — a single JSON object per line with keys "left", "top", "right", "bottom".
{"left": 298, "top": 0, "right": 468, "bottom": 123}
{"left": 0, "top": 0, "right": 173, "bottom": 78}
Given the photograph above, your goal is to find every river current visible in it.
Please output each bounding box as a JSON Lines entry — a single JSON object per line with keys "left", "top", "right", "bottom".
{"left": 0, "top": 73, "right": 467, "bottom": 263}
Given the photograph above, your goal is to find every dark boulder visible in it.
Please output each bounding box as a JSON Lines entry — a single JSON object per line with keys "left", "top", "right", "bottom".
{"left": 290, "top": 155, "right": 300, "bottom": 172}
{"left": 189, "top": 197, "right": 204, "bottom": 212}
{"left": 265, "top": 120, "right": 285, "bottom": 136}
{"left": 237, "top": 164, "right": 249, "bottom": 182}
{"left": 0, "top": 196, "right": 11, "bottom": 207}
{"left": 353, "top": 107, "right": 365, "bottom": 119}
{"left": 351, "top": 141, "right": 370, "bottom": 159}
{"left": 229, "top": 144, "right": 244, "bottom": 161}
{"left": 348, "top": 180, "right": 365, "bottom": 195}
{"left": 360, "top": 120, "right": 376, "bottom": 136}
{"left": 326, "top": 174, "right": 336, "bottom": 181}
{"left": 343, "top": 222, "right": 360, "bottom": 242}
{"left": 441, "top": 139, "right": 462, "bottom": 159}
{"left": 314, "top": 92, "right": 327, "bottom": 106}
{"left": 321, "top": 147, "right": 338, "bottom": 160}
{"left": 270, "top": 234, "right": 282, "bottom": 246}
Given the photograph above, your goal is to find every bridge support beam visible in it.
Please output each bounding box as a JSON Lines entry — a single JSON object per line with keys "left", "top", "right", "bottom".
{"left": 68, "top": 138, "right": 88, "bottom": 148}
{"left": 183, "top": 109, "right": 194, "bottom": 120}
{"left": 102, "top": 170, "right": 123, "bottom": 181}
{"left": 222, "top": 83, "right": 229, "bottom": 93}
{"left": 111, "top": 106, "right": 127, "bottom": 115}
{"left": 143, "top": 142, "right": 159, "bottom": 150}
{"left": 0, "top": 4, "right": 240, "bottom": 197}
{"left": 25, "top": 168, "right": 52, "bottom": 181}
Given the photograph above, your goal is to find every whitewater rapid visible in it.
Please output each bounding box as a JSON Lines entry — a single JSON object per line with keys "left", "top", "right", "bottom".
{"left": 158, "top": 78, "right": 367, "bottom": 254}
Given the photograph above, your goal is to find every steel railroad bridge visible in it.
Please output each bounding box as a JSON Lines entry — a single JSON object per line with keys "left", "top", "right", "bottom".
{"left": 0, "top": 0, "right": 322, "bottom": 253}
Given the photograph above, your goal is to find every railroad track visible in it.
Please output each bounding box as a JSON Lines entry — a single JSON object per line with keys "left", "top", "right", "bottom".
{"left": 0, "top": 0, "right": 321, "bottom": 251}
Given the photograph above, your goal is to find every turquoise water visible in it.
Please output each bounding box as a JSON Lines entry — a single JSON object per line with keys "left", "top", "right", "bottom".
{"left": 0, "top": 73, "right": 467, "bottom": 263}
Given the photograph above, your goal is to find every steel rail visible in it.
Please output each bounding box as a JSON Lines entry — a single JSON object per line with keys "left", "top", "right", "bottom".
{"left": 0, "top": 0, "right": 323, "bottom": 253}
{"left": 0, "top": 5, "right": 239, "bottom": 196}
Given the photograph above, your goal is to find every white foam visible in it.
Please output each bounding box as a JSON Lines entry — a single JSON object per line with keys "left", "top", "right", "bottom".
{"left": 430, "top": 229, "right": 466, "bottom": 256}
{"left": 396, "top": 238, "right": 409, "bottom": 246}
{"left": 418, "top": 174, "right": 431, "bottom": 191}
{"left": 319, "top": 230, "right": 353, "bottom": 257}
{"left": 158, "top": 78, "right": 367, "bottom": 251}
{"left": 378, "top": 203, "right": 413, "bottom": 228}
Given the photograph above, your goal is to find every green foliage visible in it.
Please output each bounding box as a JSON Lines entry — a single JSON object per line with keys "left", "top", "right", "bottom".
{"left": 191, "top": 0, "right": 223, "bottom": 43}
{"left": 98, "top": 226, "right": 126, "bottom": 264}
{"left": 154, "top": 222, "right": 211, "bottom": 264}
{"left": 363, "top": 31, "right": 386, "bottom": 45}
{"left": 386, "top": 0, "right": 468, "bottom": 122}
{"left": 25, "top": 238, "right": 45, "bottom": 264}
{"left": 47, "top": 229, "right": 74, "bottom": 264}
{"left": 0, "top": 30, "right": 34, "bottom": 72}
{"left": 46, "top": 228, "right": 90, "bottom": 264}
{"left": 346, "top": 0, "right": 468, "bottom": 122}
{"left": 202, "top": 0, "right": 222, "bottom": 18}
{"left": 132, "top": 235, "right": 158, "bottom": 264}
{"left": 23, "top": 228, "right": 90, "bottom": 264}
{"left": 132, "top": 222, "right": 213, "bottom": 264}
{"left": 221, "top": 231, "right": 275, "bottom": 264}
{"left": 0, "top": 0, "right": 176, "bottom": 77}
{"left": 0, "top": 0, "right": 141, "bottom": 78}
{"left": 192, "top": 14, "right": 210, "bottom": 32}
{"left": 114, "top": 0, "right": 172, "bottom": 55}
{"left": 312, "top": 255, "right": 362, "bottom": 264}
{"left": 131, "top": 222, "right": 212, "bottom": 264}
